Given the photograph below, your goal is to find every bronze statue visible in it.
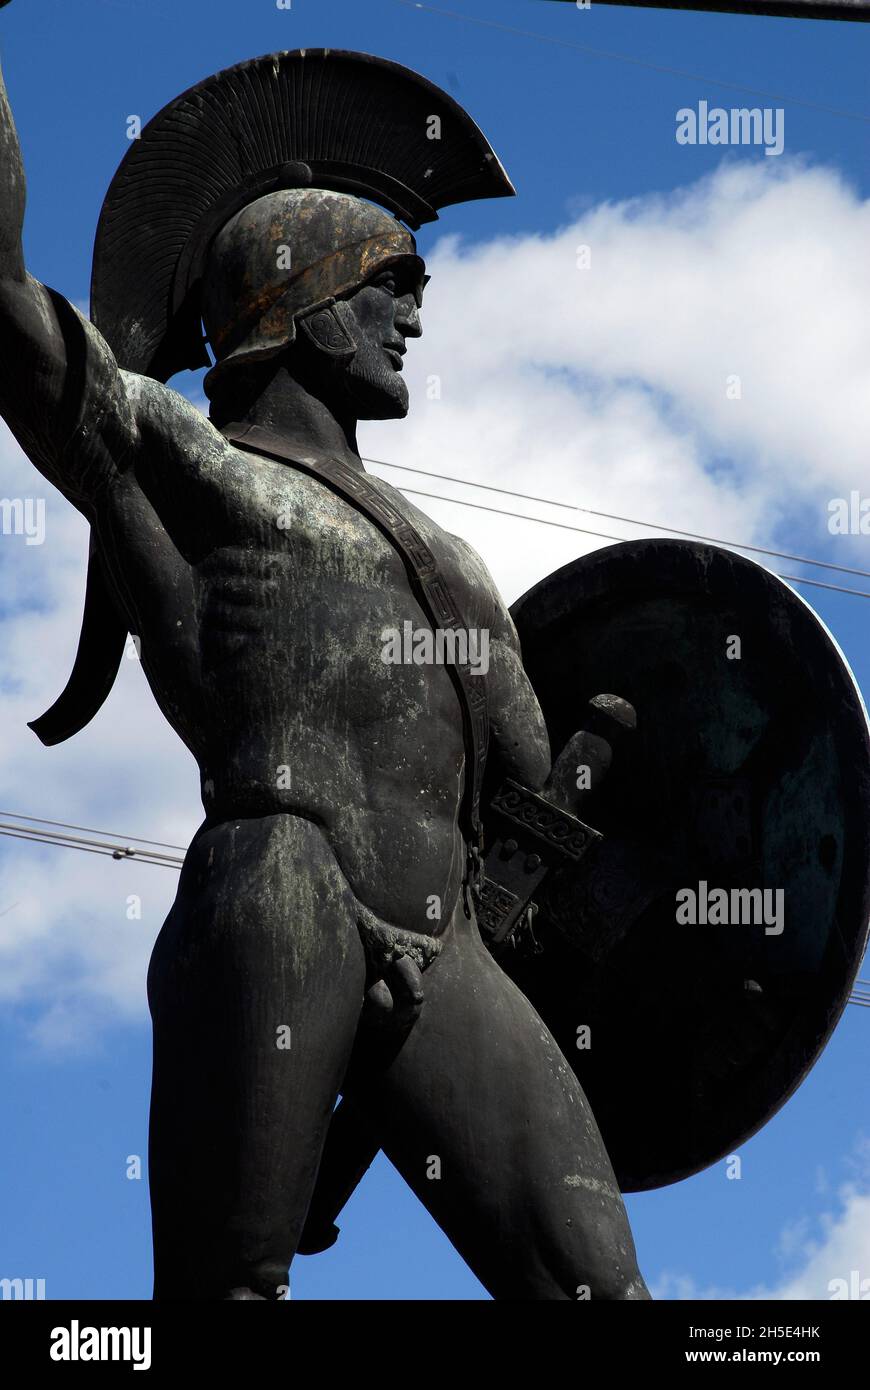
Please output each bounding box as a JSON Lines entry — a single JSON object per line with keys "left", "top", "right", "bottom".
{"left": 2, "top": 20, "right": 867, "bottom": 1302}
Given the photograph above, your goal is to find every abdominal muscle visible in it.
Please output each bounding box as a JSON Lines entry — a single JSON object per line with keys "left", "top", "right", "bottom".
{"left": 118, "top": 485, "right": 476, "bottom": 935}
{"left": 191, "top": 675, "right": 470, "bottom": 938}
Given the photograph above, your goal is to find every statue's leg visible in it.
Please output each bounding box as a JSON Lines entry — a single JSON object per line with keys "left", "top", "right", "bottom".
{"left": 349, "top": 897, "right": 650, "bottom": 1301}
{"left": 146, "top": 813, "right": 367, "bottom": 1300}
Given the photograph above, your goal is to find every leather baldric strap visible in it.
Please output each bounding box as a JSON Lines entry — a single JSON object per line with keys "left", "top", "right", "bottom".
{"left": 220, "top": 421, "right": 489, "bottom": 883}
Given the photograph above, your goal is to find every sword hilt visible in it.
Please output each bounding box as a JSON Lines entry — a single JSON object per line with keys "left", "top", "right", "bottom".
{"left": 547, "top": 694, "right": 637, "bottom": 820}
{"left": 478, "top": 695, "right": 636, "bottom": 952}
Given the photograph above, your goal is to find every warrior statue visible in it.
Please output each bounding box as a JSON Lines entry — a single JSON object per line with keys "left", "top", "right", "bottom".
{"left": 2, "top": 16, "right": 868, "bottom": 1303}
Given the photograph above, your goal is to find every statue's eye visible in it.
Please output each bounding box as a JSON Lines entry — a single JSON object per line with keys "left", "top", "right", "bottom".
{"left": 375, "top": 273, "right": 398, "bottom": 295}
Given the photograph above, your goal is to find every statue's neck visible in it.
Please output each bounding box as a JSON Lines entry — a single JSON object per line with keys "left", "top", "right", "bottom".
{"left": 215, "top": 365, "right": 363, "bottom": 471}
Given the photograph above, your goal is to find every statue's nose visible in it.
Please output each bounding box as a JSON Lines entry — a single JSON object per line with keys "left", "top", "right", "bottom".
{"left": 396, "top": 299, "right": 422, "bottom": 338}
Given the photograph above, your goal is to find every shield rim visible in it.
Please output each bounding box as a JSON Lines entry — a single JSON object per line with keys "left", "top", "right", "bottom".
{"left": 508, "top": 538, "right": 870, "bottom": 1190}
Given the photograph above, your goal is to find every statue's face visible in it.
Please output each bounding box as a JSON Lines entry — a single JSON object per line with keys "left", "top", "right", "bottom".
{"left": 337, "top": 263, "right": 423, "bottom": 420}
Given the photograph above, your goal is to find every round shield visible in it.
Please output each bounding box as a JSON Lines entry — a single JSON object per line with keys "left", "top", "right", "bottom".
{"left": 500, "top": 539, "right": 870, "bottom": 1191}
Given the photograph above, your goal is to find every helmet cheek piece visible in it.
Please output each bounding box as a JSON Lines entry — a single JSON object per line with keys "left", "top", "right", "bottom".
{"left": 296, "top": 298, "right": 358, "bottom": 365}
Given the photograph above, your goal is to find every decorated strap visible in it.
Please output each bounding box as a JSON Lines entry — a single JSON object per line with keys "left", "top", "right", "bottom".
{"left": 220, "top": 422, "right": 489, "bottom": 867}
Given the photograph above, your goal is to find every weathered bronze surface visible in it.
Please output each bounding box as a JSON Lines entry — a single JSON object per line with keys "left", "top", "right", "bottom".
{"left": 1, "top": 24, "right": 867, "bottom": 1303}
{"left": 0, "top": 41, "right": 651, "bottom": 1301}
{"left": 509, "top": 539, "right": 870, "bottom": 1190}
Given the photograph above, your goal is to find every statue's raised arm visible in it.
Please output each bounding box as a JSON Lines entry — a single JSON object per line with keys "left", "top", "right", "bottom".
{"left": 0, "top": 35, "right": 139, "bottom": 508}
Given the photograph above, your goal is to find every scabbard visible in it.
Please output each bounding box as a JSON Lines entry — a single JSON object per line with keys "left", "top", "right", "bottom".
{"left": 297, "top": 1097, "right": 381, "bottom": 1255}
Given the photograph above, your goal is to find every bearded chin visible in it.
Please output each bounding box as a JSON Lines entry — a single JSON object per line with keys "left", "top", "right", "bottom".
{"left": 344, "top": 354, "right": 409, "bottom": 419}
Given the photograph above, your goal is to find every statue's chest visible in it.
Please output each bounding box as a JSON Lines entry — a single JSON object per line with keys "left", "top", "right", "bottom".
{"left": 191, "top": 452, "right": 480, "bottom": 622}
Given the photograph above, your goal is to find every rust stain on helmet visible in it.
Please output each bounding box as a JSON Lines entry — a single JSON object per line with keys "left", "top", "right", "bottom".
{"left": 202, "top": 189, "right": 426, "bottom": 395}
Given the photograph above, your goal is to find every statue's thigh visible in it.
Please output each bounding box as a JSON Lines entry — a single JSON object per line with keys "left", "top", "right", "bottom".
{"left": 148, "top": 811, "right": 366, "bottom": 1027}
{"left": 147, "top": 814, "right": 367, "bottom": 1297}
{"left": 364, "top": 907, "right": 649, "bottom": 1301}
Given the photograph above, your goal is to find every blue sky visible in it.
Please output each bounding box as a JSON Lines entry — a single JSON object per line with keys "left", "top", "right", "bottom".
{"left": 0, "top": 0, "right": 868, "bottom": 1300}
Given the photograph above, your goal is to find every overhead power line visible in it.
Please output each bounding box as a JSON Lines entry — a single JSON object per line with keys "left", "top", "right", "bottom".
{"left": 0, "top": 826, "right": 182, "bottom": 868}
{"left": 0, "top": 826, "right": 176, "bottom": 867}
{"left": 365, "top": 457, "right": 870, "bottom": 584}
{"left": 0, "top": 812, "right": 866, "bottom": 1007}
{"left": 851, "top": 979, "right": 870, "bottom": 1008}
{"left": 0, "top": 814, "right": 184, "bottom": 869}
{"left": 366, "top": 469, "right": 870, "bottom": 601}
{"left": 393, "top": 0, "right": 870, "bottom": 123}
{"left": 0, "top": 809, "right": 185, "bottom": 853}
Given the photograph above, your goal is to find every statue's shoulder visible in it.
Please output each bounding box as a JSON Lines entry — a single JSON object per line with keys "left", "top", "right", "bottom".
{"left": 119, "top": 369, "right": 231, "bottom": 461}
{"left": 448, "top": 531, "right": 519, "bottom": 642}
{"left": 434, "top": 526, "right": 511, "bottom": 635}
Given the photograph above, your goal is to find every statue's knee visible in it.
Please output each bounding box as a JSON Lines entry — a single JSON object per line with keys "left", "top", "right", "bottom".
{"left": 556, "top": 1218, "right": 650, "bottom": 1301}
{"left": 580, "top": 1260, "right": 650, "bottom": 1302}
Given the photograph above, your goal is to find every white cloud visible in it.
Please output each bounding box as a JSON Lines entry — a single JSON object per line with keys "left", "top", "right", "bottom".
{"left": 653, "top": 1166, "right": 870, "bottom": 1300}
{"left": 362, "top": 156, "right": 870, "bottom": 601}
{"left": 1, "top": 155, "right": 868, "bottom": 1043}
{"left": 0, "top": 426, "right": 201, "bottom": 1050}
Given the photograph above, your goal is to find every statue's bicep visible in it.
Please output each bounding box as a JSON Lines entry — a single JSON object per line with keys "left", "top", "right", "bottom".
{"left": 0, "top": 277, "right": 139, "bottom": 500}
{"left": 487, "top": 637, "right": 550, "bottom": 790}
